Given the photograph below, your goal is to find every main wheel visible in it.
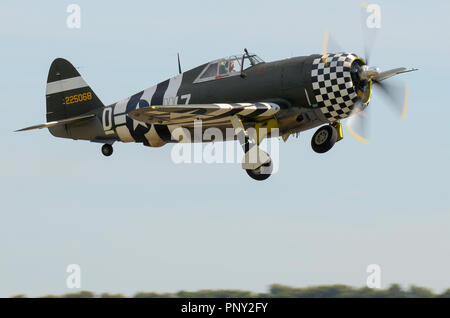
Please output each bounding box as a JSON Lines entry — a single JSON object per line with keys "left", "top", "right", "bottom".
{"left": 311, "top": 125, "right": 337, "bottom": 153}
{"left": 101, "top": 144, "right": 113, "bottom": 157}
{"left": 246, "top": 159, "right": 273, "bottom": 181}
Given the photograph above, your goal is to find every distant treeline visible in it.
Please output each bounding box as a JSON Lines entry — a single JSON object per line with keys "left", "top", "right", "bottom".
{"left": 11, "top": 284, "right": 450, "bottom": 298}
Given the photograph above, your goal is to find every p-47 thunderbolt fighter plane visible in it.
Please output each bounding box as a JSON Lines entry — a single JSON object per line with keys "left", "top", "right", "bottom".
{"left": 17, "top": 48, "right": 416, "bottom": 181}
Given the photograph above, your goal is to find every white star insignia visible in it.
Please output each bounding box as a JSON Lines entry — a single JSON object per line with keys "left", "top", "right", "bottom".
{"left": 132, "top": 101, "right": 148, "bottom": 130}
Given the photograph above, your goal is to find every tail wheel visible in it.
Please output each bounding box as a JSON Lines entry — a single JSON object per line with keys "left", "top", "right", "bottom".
{"left": 311, "top": 125, "right": 337, "bottom": 153}
{"left": 246, "top": 159, "right": 273, "bottom": 181}
{"left": 101, "top": 144, "right": 113, "bottom": 157}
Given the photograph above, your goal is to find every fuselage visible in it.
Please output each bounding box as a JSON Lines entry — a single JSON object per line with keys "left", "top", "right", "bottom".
{"left": 66, "top": 52, "right": 366, "bottom": 147}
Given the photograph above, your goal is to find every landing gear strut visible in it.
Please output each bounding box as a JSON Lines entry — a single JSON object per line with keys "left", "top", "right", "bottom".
{"left": 311, "top": 125, "right": 337, "bottom": 153}
{"left": 101, "top": 144, "right": 113, "bottom": 156}
{"left": 231, "top": 115, "right": 273, "bottom": 181}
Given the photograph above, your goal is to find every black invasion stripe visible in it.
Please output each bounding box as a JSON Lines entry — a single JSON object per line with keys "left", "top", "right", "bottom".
{"left": 210, "top": 107, "right": 267, "bottom": 121}
{"left": 126, "top": 91, "right": 145, "bottom": 113}
{"left": 192, "top": 109, "right": 207, "bottom": 115}
{"left": 150, "top": 80, "right": 170, "bottom": 105}
{"left": 227, "top": 108, "right": 246, "bottom": 116}
{"left": 154, "top": 124, "right": 172, "bottom": 142}
{"left": 249, "top": 108, "right": 268, "bottom": 117}
{"left": 124, "top": 91, "right": 146, "bottom": 143}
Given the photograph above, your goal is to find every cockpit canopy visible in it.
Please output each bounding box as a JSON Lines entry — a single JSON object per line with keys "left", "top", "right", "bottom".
{"left": 194, "top": 53, "right": 264, "bottom": 83}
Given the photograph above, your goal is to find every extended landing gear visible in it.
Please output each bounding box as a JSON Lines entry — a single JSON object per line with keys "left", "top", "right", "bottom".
{"left": 231, "top": 115, "right": 274, "bottom": 181}
{"left": 101, "top": 144, "right": 113, "bottom": 156}
{"left": 311, "top": 120, "right": 344, "bottom": 154}
{"left": 311, "top": 125, "right": 337, "bottom": 153}
{"left": 246, "top": 159, "right": 273, "bottom": 181}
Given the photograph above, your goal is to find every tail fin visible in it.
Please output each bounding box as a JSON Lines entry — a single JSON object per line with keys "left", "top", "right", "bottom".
{"left": 17, "top": 59, "right": 105, "bottom": 138}
{"left": 46, "top": 58, "right": 104, "bottom": 122}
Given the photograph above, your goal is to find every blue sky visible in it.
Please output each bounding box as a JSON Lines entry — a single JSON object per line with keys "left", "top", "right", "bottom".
{"left": 1, "top": 0, "right": 450, "bottom": 297}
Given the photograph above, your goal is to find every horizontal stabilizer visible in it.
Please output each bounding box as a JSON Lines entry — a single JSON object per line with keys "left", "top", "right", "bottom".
{"left": 15, "top": 113, "right": 95, "bottom": 132}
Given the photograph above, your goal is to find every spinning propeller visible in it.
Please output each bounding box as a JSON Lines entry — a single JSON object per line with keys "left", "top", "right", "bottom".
{"left": 322, "top": 3, "right": 417, "bottom": 144}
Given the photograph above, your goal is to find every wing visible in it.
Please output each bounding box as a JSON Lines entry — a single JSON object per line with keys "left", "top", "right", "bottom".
{"left": 128, "top": 102, "right": 280, "bottom": 128}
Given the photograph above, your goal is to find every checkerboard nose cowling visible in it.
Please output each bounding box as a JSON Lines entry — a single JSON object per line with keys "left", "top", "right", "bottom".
{"left": 311, "top": 53, "right": 361, "bottom": 122}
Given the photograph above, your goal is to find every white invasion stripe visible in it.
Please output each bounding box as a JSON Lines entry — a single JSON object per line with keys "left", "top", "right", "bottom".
{"left": 215, "top": 103, "right": 232, "bottom": 108}
{"left": 163, "top": 74, "right": 183, "bottom": 105}
{"left": 140, "top": 85, "right": 157, "bottom": 106}
{"left": 114, "top": 114, "right": 127, "bottom": 125}
{"left": 257, "top": 102, "right": 279, "bottom": 117}
{"left": 46, "top": 76, "right": 88, "bottom": 95}
{"left": 116, "top": 125, "right": 134, "bottom": 142}
{"left": 237, "top": 105, "right": 257, "bottom": 116}
{"left": 168, "top": 125, "right": 190, "bottom": 143}
{"left": 114, "top": 97, "right": 130, "bottom": 115}
{"left": 144, "top": 125, "right": 165, "bottom": 147}
{"left": 209, "top": 103, "right": 232, "bottom": 116}
{"left": 304, "top": 88, "right": 312, "bottom": 106}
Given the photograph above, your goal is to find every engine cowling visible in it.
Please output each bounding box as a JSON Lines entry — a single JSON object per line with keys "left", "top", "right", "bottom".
{"left": 311, "top": 53, "right": 371, "bottom": 122}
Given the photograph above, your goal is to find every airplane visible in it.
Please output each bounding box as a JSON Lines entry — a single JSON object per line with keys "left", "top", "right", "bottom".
{"left": 17, "top": 47, "right": 416, "bottom": 181}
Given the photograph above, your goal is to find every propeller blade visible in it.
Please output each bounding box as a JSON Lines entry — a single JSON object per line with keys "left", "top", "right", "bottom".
{"left": 346, "top": 99, "right": 370, "bottom": 145}
{"left": 401, "top": 84, "right": 409, "bottom": 120}
{"left": 373, "top": 81, "right": 409, "bottom": 119}
{"left": 360, "top": 2, "right": 380, "bottom": 64}
{"left": 322, "top": 31, "right": 343, "bottom": 65}
{"left": 322, "top": 31, "right": 329, "bottom": 64}
{"left": 374, "top": 67, "right": 418, "bottom": 82}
